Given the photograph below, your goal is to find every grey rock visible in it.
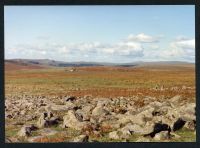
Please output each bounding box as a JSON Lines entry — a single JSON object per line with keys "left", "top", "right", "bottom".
{"left": 62, "top": 110, "right": 88, "bottom": 130}
{"left": 154, "top": 131, "right": 170, "bottom": 140}
{"left": 17, "top": 124, "right": 38, "bottom": 137}
{"left": 109, "top": 131, "right": 120, "bottom": 140}
{"left": 73, "top": 135, "right": 89, "bottom": 142}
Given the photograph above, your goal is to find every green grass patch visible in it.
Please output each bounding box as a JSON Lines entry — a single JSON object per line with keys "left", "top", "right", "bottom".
{"left": 171, "top": 128, "right": 196, "bottom": 142}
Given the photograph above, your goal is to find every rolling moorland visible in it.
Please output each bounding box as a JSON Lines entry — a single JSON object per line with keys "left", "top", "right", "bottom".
{"left": 5, "top": 59, "right": 196, "bottom": 142}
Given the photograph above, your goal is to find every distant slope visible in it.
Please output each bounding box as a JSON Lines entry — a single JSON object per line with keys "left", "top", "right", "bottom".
{"left": 5, "top": 59, "right": 195, "bottom": 71}
{"left": 5, "top": 59, "right": 105, "bottom": 67}
{"left": 5, "top": 60, "right": 47, "bottom": 71}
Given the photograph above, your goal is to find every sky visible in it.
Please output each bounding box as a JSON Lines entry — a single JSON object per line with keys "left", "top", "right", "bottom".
{"left": 4, "top": 6, "right": 195, "bottom": 63}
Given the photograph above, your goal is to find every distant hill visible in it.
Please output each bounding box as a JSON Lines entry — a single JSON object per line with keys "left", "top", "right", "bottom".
{"left": 5, "top": 59, "right": 46, "bottom": 71}
{"left": 5, "top": 59, "right": 194, "bottom": 71}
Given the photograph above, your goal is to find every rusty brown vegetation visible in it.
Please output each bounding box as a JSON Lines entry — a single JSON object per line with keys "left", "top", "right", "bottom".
{"left": 5, "top": 64, "right": 195, "bottom": 100}
{"left": 4, "top": 63, "right": 196, "bottom": 142}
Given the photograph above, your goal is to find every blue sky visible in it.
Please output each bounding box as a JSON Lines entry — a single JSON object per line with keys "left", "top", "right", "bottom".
{"left": 5, "top": 6, "right": 195, "bottom": 63}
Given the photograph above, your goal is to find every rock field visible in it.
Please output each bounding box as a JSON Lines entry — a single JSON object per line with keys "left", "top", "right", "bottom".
{"left": 5, "top": 94, "right": 196, "bottom": 142}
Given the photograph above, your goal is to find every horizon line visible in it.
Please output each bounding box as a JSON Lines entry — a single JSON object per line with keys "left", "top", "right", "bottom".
{"left": 4, "top": 58, "right": 195, "bottom": 64}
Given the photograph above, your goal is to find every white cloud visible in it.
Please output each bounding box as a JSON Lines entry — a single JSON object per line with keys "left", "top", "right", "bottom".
{"left": 5, "top": 34, "right": 195, "bottom": 63}
{"left": 48, "top": 39, "right": 144, "bottom": 60}
{"left": 159, "top": 38, "right": 195, "bottom": 62}
{"left": 171, "top": 39, "right": 195, "bottom": 49}
{"left": 127, "top": 33, "right": 160, "bottom": 43}
{"left": 115, "top": 42, "right": 143, "bottom": 56}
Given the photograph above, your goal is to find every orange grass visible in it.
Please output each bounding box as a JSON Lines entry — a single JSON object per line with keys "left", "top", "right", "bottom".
{"left": 5, "top": 65, "right": 195, "bottom": 99}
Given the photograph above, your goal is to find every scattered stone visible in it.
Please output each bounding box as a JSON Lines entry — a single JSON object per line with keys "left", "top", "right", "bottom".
{"left": 173, "top": 118, "right": 186, "bottom": 131}
{"left": 109, "top": 131, "right": 120, "bottom": 140}
{"left": 5, "top": 137, "right": 12, "bottom": 143}
{"left": 37, "top": 112, "right": 59, "bottom": 128}
{"left": 62, "top": 110, "right": 88, "bottom": 130}
{"left": 122, "top": 123, "right": 144, "bottom": 134}
{"left": 154, "top": 131, "right": 170, "bottom": 140}
{"left": 184, "top": 120, "right": 196, "bottom": 130}
{"left": 37, "top": 113, "right": 48, "bottom": 128}
{"left": 118, "top": 129, "right": 132, "bottom": 139}
{"left": 170, "top": 95, "right": 181, "bottom": 107}
{"left": 92, "top": 105, "right": 109, "bottom": 117}
{"left": 5, "top": 137, "right": 19, "bottom": 143}
{"left": 64, "top": 96, "right": 76, "bottom": 102}
{"left": 5, "top": 94, "right": 196, "bottom": 142}
{"left": 17, "top": 124, "right": 38, "bottom": 137}
{"left": 73, "top": 135, "right": 89, "bottom": 142}
{"left": 144, "top": 122, "right": 171, "bottom": 138}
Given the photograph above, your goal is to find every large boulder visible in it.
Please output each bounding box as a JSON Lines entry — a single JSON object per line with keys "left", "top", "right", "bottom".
{"left": 108, "top": 131, "right": 120, "bottom": 140}
{"left": 5, "top": 137, "right": 13, "bottom": 143}
{"left": 184, "top": 120, "right": 196, "bottom": 130}
{"left": 76, "top": 105, "right": 94, "bottom": 121}
{"left": 37, "top": 113, "right": 47, "bottom": 128}
{"left": 149, "top": 101, "right": 163, "bottom": 108}
{"left": 179, "top": 103, "right": 196, "bottom": 121}
{"left": 37, "top": 112, "right": 59, "bottom": 128}
{"left": 118, "top": 127, "right": 132, "bottom": 139}
{"left": 165, "top": 108, "right": 180, "bottom": 124}
{"left": 5, "top": 137, "right": 19, "bottom": 143}
{"left": 116, "top": 114, "right": 146, "bottom": 126}
{"left": 173, "top": 118, "right": 186, "bottom": 131}
{"left": 100, "top": 120, "right": 121, "bottom": 131}
{"left": 17, "top": 124, "right": 38, "bottom": 137}
{"left": 120, "top": 123, "right": 145, "bottom": 134}
{"left": 62, "top": 110, "right": 88, "bottom": 130}
{"left": 169, "top": 95, "right": 181, "bottom": 107}
{"left": 91, "top": 104, "right": 109, "bottom": 117}
{"left": 137, "top": 108, "right": 154, "bottom": 122}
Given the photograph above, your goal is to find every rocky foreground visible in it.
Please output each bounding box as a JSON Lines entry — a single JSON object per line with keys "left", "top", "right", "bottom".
{"left": 5, "top": 95, "right": 196, "bottom": 142}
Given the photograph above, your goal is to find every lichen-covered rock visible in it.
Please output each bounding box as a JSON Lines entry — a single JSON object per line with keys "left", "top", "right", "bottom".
{"left": 184, "top": 120, "right": 196, "bottom": 130}
{"left": 17, "top": 124, "right": 38, "bottom": 137}
{"left": 91, "top": 105, "right": 109, "bottom": 117}
{"left": 62, "top": 110, "right": 88, "bottom": 130}
{"left": 154, "top": 131, "right": 170, "bottom": 140}
{"left": 37, "top": 113, "right": 47, "bottom": 128}
{"left": 121, "top": 123, "right": 145, "bottom": 134}
{"left": 169, "top": 95, "right": 181, "bottom": 107}
{"left": 118, "top": 128, "right": 132, "bottom": 139}
{"left": 37, "top": 112, "right": 59, "bottom": 128}
{"left": 109, "top": 131, "right": 120, "bottom": 140}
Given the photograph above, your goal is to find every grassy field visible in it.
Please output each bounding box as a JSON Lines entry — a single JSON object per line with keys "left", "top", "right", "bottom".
{"left": 5, "top": 65, "right": 195, "bottom": 99}
{"left": 5, "top": 65, "right": 196, "bottom": 142}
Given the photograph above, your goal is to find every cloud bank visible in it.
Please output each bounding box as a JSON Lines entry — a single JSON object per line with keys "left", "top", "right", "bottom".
{"left": 5, "top": 33, "right": 195, "bottom": 63}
